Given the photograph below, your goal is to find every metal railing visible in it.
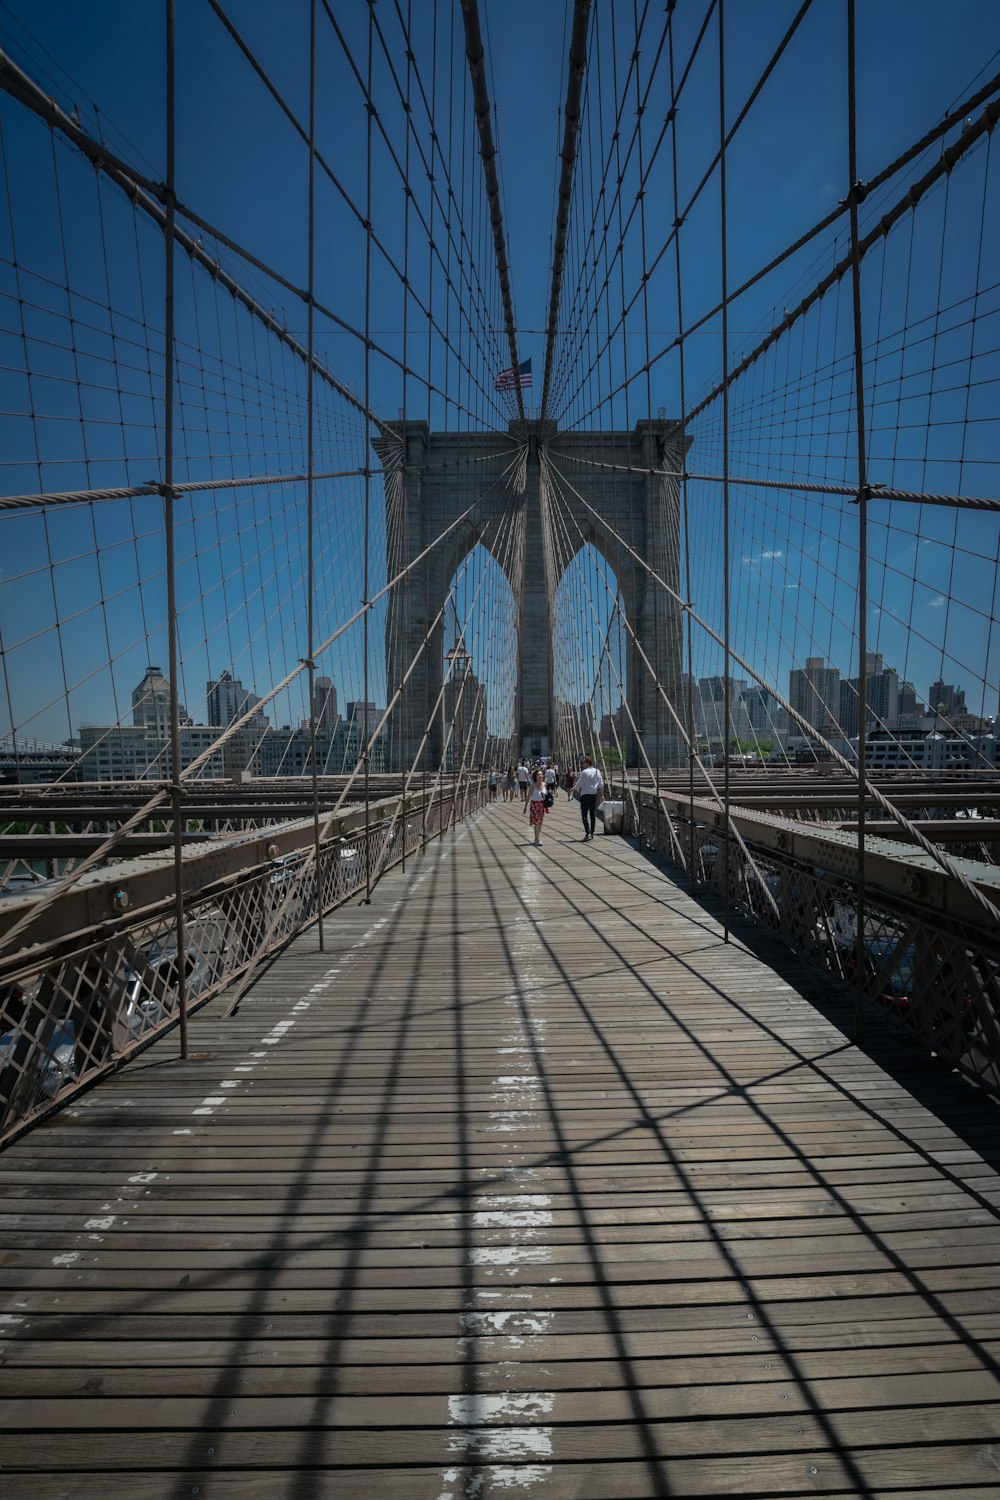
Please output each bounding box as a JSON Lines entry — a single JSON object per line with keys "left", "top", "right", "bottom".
{"left": 625, "top": 791, "right": 1000, "bottom": 1100}
{"left": 0, "top": 777, "right": 487, "bottom": 1146}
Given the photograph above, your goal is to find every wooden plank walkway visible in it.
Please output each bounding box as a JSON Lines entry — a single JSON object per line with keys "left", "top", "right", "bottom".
{"left": 1, "top": 797, "right": 1000, "bottom": 1498}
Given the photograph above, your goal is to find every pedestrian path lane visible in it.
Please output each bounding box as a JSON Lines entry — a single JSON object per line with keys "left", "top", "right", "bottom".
{"left": 2, "top": 799, "right": 1000, "bottom": 1497}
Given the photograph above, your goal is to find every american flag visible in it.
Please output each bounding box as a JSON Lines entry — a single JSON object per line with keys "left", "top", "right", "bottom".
{"left": 494, "top": 357, "right": 532, "bottom": 392}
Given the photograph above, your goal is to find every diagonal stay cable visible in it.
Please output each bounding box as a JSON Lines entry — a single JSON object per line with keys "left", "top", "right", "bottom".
{"left": 543, "top": 448, "right": 1000, "bottom": 925}
{"left": 544, "top": 453, "right": 781, "bottom": 916}
{"left": 0, "top": 441, "right": 527, "bottom": 960}
{"left": 539, "top": 0, "right": 592, "bottom": 423}
{"left": 459, "top": 0, "right": 526, "bottom": 432}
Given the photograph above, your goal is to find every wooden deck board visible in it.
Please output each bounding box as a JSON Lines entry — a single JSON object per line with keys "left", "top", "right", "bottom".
{"left": 1, "top": 799, "right": 999, "bottom": 1497}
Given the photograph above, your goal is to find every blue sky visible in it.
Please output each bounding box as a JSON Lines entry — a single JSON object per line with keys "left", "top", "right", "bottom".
{"left": 1, "top": 0, "right": 999, "bottom": 750}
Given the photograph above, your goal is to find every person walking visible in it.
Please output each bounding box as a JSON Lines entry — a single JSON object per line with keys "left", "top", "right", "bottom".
{"left": 544, "top": 762, "right": 557, "bottom": 794}
{"left": 564, "top": 765, "right": 576, "bottom": 800}
{"left": 516, "top": 759, "right": 530, "bottom": 804}
{"left": 488, "top": 767, "right": 498, "bottom": 801}
{"left": 573, "top": 755, "right": 605, "bottom": 841}
{"left": 524, "top": 768, "right": 548, "bottom": 847}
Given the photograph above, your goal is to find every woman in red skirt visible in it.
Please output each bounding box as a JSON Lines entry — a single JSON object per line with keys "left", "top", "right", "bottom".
{"left": 524, "top": 768, "right": 548, "bottom": 847}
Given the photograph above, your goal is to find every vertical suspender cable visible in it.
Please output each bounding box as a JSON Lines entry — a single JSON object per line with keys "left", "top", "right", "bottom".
{"left": 539, "top": 0, "right": 591, "bottom": 426}
{"left": 667, "top": 9, "right": 697, "bottom": 890}
{"left": 362, "top": 0, "right": 374, "bottom": 903}
{"left": 634, "top": 0, "right": 660, "bottom": 847}
{"left": 847, "top": 0, "right": 869, "bottom": 1041}
{"left": 421, "top": 0, "right": 437, "bottom": 853}
{"left": 306, "top": 0, "right": 325, "bottom": 949}
{"left": 400, "top": 0, "right": 413, "bottom": 872}
{"left": 718, "top": 0, "right": 732, "bottom": 943}
{"left": 163, "top": 0, "right": 189, "bottom": 1057}
{"left": 459, "top": 0, "right": 526, "bottom": 435}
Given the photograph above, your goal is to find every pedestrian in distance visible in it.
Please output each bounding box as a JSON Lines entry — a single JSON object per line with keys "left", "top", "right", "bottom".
{"left": 488, "top": 768, "right": 498, "bottom": 801}
{"left": 564, "top": 765, "right": 576, "bottom": 800}
{"left": 524, "top": 767, "right": 549, "bottom": 846}
{"left": 516, "top": 759, "right": 530, "bottom": 803}
{"left": 573, "top": 755, "right": 605, "bottom": 841}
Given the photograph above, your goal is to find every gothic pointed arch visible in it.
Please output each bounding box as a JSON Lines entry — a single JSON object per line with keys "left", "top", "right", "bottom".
{"left": 377, "top": 418, "right": 687, "bottom": 770}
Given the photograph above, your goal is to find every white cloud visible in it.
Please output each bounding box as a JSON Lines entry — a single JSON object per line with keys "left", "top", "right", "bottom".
{"left": 741, "top": 548, "right": 784, "bottom": 566}
{"left": 928, "top": 595, "right": 946, "bottom": 608}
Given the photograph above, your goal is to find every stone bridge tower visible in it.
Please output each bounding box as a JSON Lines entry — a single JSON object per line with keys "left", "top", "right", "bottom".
{"left": 376, "top": 418, "right": 687, "bottom": 770}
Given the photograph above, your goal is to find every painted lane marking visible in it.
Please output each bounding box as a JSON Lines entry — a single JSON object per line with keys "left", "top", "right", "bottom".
{"left": 439, "top": 844, "right": 554, "bottom": 1495}
{"left": 446, "top": 1427, "right": 554, "bottom": 1462}
{"left": 437, "top": 1465, "right": 552, "bottom": 1499}
{"left": 447, "top": 1393, "right": 554, "bottom": 1424}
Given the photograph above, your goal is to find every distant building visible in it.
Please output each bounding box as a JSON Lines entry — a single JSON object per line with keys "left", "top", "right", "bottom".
{"left": 839, "top": 656, "right": 899, "bottom": 736}
{"left": 741, "top": 685, "right": 784, "bottom": 738}
{"left": 575, "top": 701, "right": 594, "bottom": 738}
{"left": 312, "top": 676, "right": 338, "bottom": 734}
{"left": 443, "top": 644, "right": 485, "bottom": 768}
{"left": 206, "top": 670, "right": 267, "bottom": 730}
{"left": 696, "top": 677, "right": 751, "bottom": 745}
{"left": 865, "top": 728, "right": 996, "bottom": 771}
{"left": 599, "top": 704, "right": 627, "bottom": 748}
{"left": 0, "top": 742, "right": 81, "bottom": 785}
{"left": 898, "top": 680, "right": 921, "bottom": 716}
{"left": 789, "top": 657, "right": 840, "bottom": 740}
{"left": 345, "top": 700, "right": 380, "bottom": 734}
{"left": 929, "top": 680, "right": 966, "bottom": 715}
{"left": 79, "top": 723, "right": 225, "bottom": 781}
{"left": 132, "top": 666, "right": 188, "bottom": 735}
{"left": 77, "top": 717, "right": 387, "bottom": 782}
{"left": 947, "top": 713, "right": 990, "bottom": 736}
{"left": 242, "top": 723, "right": 385, "bottom": 777}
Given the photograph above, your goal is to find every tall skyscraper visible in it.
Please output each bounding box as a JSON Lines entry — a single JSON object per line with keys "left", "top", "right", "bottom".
{"left": 789, "top": 657, "right": 841, "bottom": 739}
{"left": 312, "top": 676, "right": 338, "bottom": 733}
{"left": 898, "top": 680, "right": 920, "bottom": 716}
{"left": 929, "top": 680, "right": 966, "bottom": 715}
{"left": 742, "top": 685, "right": 784, "bottom": 736}
{"left": 839, "top": 660, "right": 899, "bottom": 736}
{"left": 206, "top": 670, "right": 266, "bottom": 729}
{"left": 346, "top": 700, "right": 380, "bottom": 733}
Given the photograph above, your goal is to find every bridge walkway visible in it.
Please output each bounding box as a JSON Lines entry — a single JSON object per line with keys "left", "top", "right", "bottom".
{"left": 1, "top": 798, "right": 1000, "bottom": 1497}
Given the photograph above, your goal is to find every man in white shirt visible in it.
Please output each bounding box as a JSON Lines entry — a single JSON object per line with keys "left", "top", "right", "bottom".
{"left": 516, "top": 760, "right": 530, "bottom": 803}
{"left": 573, "top": 756, "right": 605, "bottom": 841}
{"left": 544, "top": 763, "right": 557, "bottom": 789}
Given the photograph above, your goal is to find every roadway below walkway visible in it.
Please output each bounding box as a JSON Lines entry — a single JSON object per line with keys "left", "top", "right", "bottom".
{"left": 1, "top": 797, "right": 999, "bottom": 1497}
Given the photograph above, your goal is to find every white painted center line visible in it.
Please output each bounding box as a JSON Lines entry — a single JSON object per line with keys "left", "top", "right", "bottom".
{"left": 439, "top": 846, "right": 554, "bottom": 1496}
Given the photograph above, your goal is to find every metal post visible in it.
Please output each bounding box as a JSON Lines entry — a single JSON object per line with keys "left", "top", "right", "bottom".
{"left": 719, "top": 0, "right": 732, "bottom": 942}
{"left": 361, "top": 2, "right": 374, "bottom": 904}
{"left": 667, "top": 17, "right": 697, "bottom": 892}
{"left": 847, "top": 0, "right": 869, "bottom": 1042}
{"left": 306, "top": 0, "right": 325, "bottom": 950}
{"left": 163, "top": 0, "right": 188, "bottom": 1060}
